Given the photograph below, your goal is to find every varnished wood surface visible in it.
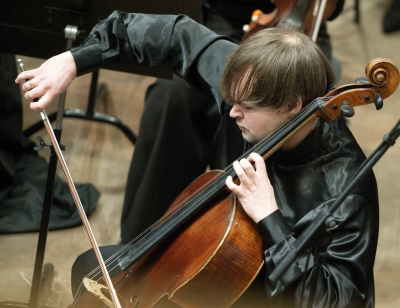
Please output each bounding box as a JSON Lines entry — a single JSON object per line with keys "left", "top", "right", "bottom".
{"left": 0, "top": 1, "right": 399, "bottom": 307}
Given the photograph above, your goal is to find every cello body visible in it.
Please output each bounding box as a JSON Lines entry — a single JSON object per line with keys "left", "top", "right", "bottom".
{"left": 72, "top": 170, "right": 264, "bottom": 307}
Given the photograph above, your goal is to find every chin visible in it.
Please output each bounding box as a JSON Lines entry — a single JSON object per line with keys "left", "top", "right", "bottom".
{"left": 243, "top": 135, "right": 258, "bottom": 145}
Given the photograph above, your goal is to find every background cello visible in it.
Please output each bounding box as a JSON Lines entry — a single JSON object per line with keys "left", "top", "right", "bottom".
{"left": 242, "top": 0, "right": 341, "bottom": 41}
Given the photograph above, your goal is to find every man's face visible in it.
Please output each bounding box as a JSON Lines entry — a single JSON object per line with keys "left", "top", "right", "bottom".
{"left": 229, "top": 102, "right": 291, "bottom": 145}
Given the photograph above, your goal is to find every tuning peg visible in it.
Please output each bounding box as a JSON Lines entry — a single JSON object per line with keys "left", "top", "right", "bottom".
{"left": 355, "top": 77, "right": 370, "bottom": 84}
{"left": 374, "top": 92, "right": 384, "bottom": 110}
{"left": 243, "top": 24, "right": 249, "bottom": 32}
{"left": 340, "top": 101, "right": 355, "bottom": 118}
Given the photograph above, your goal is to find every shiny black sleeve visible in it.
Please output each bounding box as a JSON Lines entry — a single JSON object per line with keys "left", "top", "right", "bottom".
{"left": 257, "top": 195, "right": 376, "bottom": 307}
{"left": 69, "top": 10, "right": 237, "bottom": 108}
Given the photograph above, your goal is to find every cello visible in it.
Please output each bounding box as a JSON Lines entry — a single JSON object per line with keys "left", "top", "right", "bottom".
{"left": 67, "top": 58, "right": 399, "bottom": 307}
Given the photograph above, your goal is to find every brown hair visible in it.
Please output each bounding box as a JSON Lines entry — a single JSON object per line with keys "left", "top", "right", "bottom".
{"left": 220, "top": 28, "right": 336, "bottom": 111}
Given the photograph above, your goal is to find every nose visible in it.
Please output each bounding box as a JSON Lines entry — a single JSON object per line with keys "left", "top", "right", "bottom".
{"left": 229, "top": 104, "right": 243, "bottom": 119}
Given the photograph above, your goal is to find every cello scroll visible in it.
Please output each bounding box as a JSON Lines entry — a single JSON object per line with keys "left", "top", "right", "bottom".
{"left": 317, "top": 58, "right": 399, "bottom": 122}
{"left": 365, "top": 58, "right": 400, "bottom": 90}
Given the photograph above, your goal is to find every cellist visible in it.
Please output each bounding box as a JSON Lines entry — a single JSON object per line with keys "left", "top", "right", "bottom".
{"left": 16, "top": 12, "right": 378, "bottom": 307}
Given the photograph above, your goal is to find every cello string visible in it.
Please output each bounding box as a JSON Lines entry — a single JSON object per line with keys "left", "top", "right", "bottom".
{"left": 80, "top": 97, "right": 328, "bottom": 287}
{"left": 82, "top": 97, "right": 327, "bottom": 283}
{"left": 98, "top": 99, "right": 324, "bottom": 277}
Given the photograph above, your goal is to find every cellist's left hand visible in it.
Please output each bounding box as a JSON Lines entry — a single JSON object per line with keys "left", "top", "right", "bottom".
{"left": 226, "top": 152, "right": 278, "bottom": 223}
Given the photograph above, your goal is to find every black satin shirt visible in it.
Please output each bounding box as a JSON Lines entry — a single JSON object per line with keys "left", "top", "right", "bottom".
{"left": 70, "top": 11, "right": 378, "bottom": 307}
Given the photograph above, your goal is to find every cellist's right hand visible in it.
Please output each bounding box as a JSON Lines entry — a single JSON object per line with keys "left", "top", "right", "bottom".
{"left": 15, "top": 51, "right": 77, "bottom": 111}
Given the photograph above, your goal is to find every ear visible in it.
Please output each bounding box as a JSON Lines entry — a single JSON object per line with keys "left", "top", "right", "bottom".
{"left": 286, "top": 99, "right": 302, "bottom": 118}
